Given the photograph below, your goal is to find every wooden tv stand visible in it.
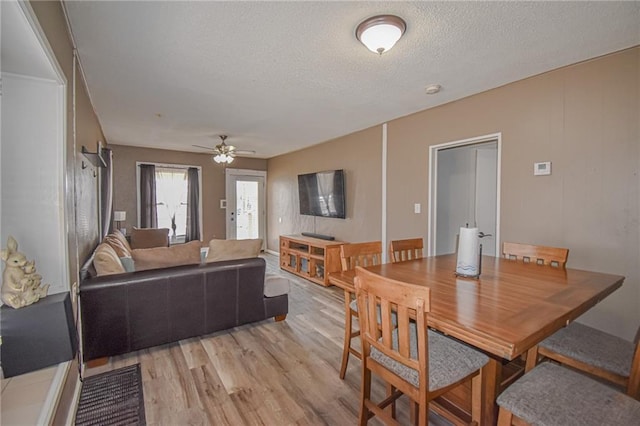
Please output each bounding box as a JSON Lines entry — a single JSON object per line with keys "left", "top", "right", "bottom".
{"left": 279, "top": 235, "right": 344, "bottom": 286}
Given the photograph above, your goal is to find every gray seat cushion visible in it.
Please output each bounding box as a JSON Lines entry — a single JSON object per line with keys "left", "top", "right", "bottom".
{"left": 539, "top": 322, "right": 635, "bottom": 377}
{"left": 497, "top": 362, "right": 640, "bottom": 426}
{"left": 369, "top": 323, "right": 488, "bottom": 391}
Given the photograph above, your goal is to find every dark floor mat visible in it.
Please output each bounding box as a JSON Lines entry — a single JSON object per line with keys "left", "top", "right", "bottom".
{"left": 75, "top": 364, "right": 146, "bottom": 426}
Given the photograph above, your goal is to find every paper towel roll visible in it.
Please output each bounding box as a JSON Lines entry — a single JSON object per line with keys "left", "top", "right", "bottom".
{"left": 456, "top": 227, "right": 479, "bottom": 277}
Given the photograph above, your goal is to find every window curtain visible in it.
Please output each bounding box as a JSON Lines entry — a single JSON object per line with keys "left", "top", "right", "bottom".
{"left": 139, "top": 164, "right": 157, "bottom": 228}
{"left": 185, "top": 167, "right": 201, "bottom": 242}
{"left": 99, "top": 148, "right": 113, "bottom": 238}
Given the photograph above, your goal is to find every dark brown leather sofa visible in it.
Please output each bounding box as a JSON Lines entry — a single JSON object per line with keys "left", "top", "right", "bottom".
{"left": 80, "top": 257, "right": 287, "bottom": 361}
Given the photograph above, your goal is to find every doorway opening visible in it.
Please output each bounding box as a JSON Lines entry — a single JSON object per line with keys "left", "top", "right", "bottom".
{"left": 225, "top": 169, "right": 267, "bottom": 249}
{"left": 428, "top": 133, "right": 501, "bottom": 257}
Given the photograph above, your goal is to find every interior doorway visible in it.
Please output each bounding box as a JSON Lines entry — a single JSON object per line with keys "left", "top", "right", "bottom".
{"left": 225, "top": 169, "right": 266, "bottom": 249}
{"left": 428, "top": 133, "right": 501, "bottom": 256}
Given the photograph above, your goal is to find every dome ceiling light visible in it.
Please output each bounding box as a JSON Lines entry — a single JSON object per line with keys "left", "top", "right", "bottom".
{"left": 356, "top": 15, "right": 406, "bottom": 55}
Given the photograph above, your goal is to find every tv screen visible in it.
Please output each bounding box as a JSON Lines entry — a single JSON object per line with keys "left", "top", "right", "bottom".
{"left": 298, "top": 170, "right": 346, "bottom": 219}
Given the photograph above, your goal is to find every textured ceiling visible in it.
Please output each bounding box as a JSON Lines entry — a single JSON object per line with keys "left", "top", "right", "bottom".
{"left": 64, "top": 1, "right": 640, "bottom": 159}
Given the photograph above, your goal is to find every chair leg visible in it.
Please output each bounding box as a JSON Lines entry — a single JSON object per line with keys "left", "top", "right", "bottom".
{"left": 340, "top": 290, "right": 355, "bottom": 379}
{"left": 385, "top": 383, "right": 396, "bottom": 419}
{"left": 471, "top": 371, "right": 483, "bottom": 424}
{"left": 497, "top": 406, "right": 514, "bottom": 426}
{"left": 409, "top": 400, "right": 418, "bottom": 425}
{"left": 359, "top": 366, "right": 371, "bottom": 426}
{"left": 418, "top": 400, "right": 428, "bottom": 426}
{"left": 525, "top": 345, "right": 539, "bottom": 372}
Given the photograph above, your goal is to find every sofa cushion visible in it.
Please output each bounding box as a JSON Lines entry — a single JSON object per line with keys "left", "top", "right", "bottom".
{"left": 132, "top": 240, "right": 201, "bottom": 271}
{"left": 104, "top": 232, "right": 131, "bottom": 258}
{"left": 94, "top": 243, "right": 126, "bottom": 276}
{"left": 130, "top": 227, "right": 170, "bottom": 249}
{"left": 205, "top": 239, "right": 262, "bottom": 263}
{"left": 264, "top": 275, "right": 291, "bottom": 297}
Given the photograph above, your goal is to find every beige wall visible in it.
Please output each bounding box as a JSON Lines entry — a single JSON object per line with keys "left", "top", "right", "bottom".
{"left": 267, "top": 125, "right": 383, "bottom": 249}
{"left": 267, "top": 47, "right": 640, "bottom": 340}
{"left": 110, "top": 144, "right": 267, "bottom": 242}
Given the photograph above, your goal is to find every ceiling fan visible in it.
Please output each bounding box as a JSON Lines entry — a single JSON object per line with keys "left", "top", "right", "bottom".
{"left": 193, "top": 135, "right": 255, "bottom": 164}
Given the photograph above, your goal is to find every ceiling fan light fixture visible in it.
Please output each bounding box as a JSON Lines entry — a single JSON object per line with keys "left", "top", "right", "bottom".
{"left": 356, "top": 15, "right": 406, "bottom": 55}
{"left": 211, "top": 135, "right": 236, "bottom": 164}
{"left": 213, "top": 153, "right": 234, "bottom": 164}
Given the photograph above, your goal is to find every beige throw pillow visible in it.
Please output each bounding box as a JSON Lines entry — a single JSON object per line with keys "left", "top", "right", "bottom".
{"left": 104, "top": 233, "right": 131, "bottom": 258}
{"left": 131, "top": 240, "right": 201, "bottom": 271}
{"left": 130, "top": 227, "right": 170, "bottom": 249}
{"left": 94, "top": 243, "right": 126, "bottom": 276}
{"left": 205, "top": 239, "right": 262, "bottom": 263}
{"left": 112, "top": 230, "right": 132, "bottom": 253}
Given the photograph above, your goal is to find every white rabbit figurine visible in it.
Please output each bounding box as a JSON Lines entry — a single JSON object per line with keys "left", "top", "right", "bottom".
{"left": 1, "top": 236, "right": 49, "bottom": 309}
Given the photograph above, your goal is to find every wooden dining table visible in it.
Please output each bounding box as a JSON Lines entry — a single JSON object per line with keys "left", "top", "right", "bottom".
{"left": 327, "top": 254, "right": 625, "bottom": 425}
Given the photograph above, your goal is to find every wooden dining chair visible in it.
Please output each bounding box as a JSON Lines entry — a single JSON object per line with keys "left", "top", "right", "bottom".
{"left": 497, "top": 362, "right": 640, "bottom": 426}
{"left": 338, "top": 241, "right": 383, "bottom": 379}
{"left": 389, "top": 238, "right": 424, "bottom": 263}
{"left": 525, "top": 323, "right": 640, "bottom": 400}
{"left": 499, "top": 241, "right": 569, "bottom": 392}
{"left": 502, "top": 241, "right": 569, "bottom": 268}
{"left": 354, "top": 267, "right": 488, "bottom": 426}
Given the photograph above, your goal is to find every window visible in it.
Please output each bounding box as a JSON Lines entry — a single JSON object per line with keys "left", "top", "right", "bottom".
{"left": 137, "top": 163, "right": 202, "bottom": 244}
{"left": 155, "top": 167, "right": 188, "bottom": 242}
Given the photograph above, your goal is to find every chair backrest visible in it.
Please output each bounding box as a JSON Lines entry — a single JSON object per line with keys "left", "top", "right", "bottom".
{"left": 340, "top": 241, "right": 383, "bottom": 271}
{"left": 354, "top": 266, "right": 430, "bottom": 389}
{"left": 389, "top": 238, "right": 424, "bottom": 263}
{"left": 502, "top": 242, "right": 569, "bottom": 268}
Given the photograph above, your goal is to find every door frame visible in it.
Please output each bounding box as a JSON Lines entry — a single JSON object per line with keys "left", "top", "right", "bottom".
{"left": 225, "top": 168, "right": 267, "bottom": 248}
{"left": 427, "top": 132, "right": 502, "bottom": 257}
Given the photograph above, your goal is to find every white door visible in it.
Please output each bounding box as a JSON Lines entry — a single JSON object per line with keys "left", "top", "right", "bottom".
{"left": 225, "top": 169, "right": 266, "bottom": 249}
{"left": 474, "top": 146, "right": 498, "bottom": 256}
{"left": 429, "top": 134, "right": 501, "bottom": 256}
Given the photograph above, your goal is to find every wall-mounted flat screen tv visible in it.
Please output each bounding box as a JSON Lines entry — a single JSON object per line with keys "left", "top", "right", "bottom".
{"left": 298, "top": 169, "right": 346, "bottom": 219}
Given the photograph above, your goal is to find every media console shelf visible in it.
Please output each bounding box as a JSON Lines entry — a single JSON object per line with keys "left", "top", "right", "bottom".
{"left": 280, "top": 235, "right": 344, "bottom": 286}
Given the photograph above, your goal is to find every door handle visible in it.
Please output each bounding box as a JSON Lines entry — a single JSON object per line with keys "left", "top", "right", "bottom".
{"left": 478, "top": 232, "right": 492, "bottom": 238}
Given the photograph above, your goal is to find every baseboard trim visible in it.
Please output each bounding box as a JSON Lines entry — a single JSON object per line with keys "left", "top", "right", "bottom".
{"left": 66, "top": 365, "right": 82, "bottom": 425}
{"left": 37, "top": 361, "right": 71, "bottom": 425}
{"left": 265, "top": 249, "right": 279, "bottom": 256}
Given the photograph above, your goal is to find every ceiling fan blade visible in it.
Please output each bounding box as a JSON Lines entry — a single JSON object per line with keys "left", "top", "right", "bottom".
{"left": 234, "top": 149, "right": 256, "bottom": 155}
{"left": 192, "top": 144, "right": 215, "bottom": 150}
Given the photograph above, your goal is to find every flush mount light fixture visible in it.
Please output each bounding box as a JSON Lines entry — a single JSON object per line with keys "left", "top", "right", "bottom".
{"left": 356, "top": 15, "right": 406, "bottom": 55}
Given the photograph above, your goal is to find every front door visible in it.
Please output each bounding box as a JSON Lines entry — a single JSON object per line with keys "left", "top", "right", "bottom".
{"left": 225, "top": 169, "right": 266, "bottom": 249}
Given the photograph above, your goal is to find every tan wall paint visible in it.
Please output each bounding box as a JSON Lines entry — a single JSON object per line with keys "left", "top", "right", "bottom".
{"left": 267, "top": 125, "right": 383, "bottom": 250}
{"left": 268, "top": 47, "right": 640, "bottom": 340}
{"left": 110, "top": 144, "right": 267, "bottom": 243}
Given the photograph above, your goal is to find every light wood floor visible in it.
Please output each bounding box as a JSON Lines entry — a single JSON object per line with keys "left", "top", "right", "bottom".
{"left": 85, "top": 253, "right": 450, "bottom": 425}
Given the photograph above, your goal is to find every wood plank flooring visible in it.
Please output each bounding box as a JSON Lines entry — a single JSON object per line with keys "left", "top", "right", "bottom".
{"left": 85, "top": 254, "right": 450, "bottom": 425}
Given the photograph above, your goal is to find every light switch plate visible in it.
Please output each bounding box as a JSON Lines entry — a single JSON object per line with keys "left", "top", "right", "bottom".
{"left": 534, "top": 161, "right": 551, "bottom": 176}
{"left": 220, "top": 199, "right": 227, "bottom": 209}
{"left": 414, "top": 203, "right": 421, "bottom": 214}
